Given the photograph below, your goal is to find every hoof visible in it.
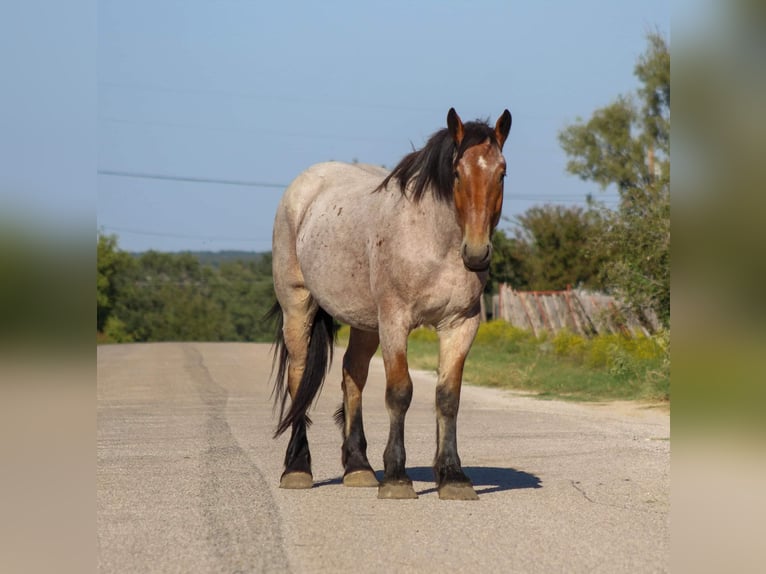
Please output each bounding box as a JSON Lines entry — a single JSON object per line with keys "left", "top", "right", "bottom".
{"left": 438, "top": 482, "right": 479, "bottom": 500}
{"left": 280, "top": 472, "right": 313, "bottom": 489}
{"left": 343, "top": 469, "right": 379, "bottom": 487}
{"left": 378, "top": 480, "right": 418, "bottom": 500}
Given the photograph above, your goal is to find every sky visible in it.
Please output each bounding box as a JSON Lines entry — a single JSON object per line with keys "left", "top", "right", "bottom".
{"left": 1, "top": 2, "right": 94, "bottom": 235}
{"left": 92, "top": 1, "right": 666, "bottom": 252}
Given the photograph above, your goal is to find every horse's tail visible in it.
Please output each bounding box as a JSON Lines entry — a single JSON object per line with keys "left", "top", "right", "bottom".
{"left": 268, "top": 301, "right": 337, "bottom": 438}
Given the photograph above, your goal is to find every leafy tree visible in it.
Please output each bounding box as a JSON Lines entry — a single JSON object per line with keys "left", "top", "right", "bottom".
{"left": 558, "top": 32, "right": 670, "bottom": 326}
{"left": 488, "top": 229, "right": 528, "bottom": 293}
{"left": 112, "top": 251, "right": 234, "bottom": 342}
{"left": 213, "top": 256, "right": 276, "bottom": 341}
{"left": 490, "top": 205, "right": 606, "bottom": 292}
{"left": 97, "top": 237, "right": 278, "bottom": 343}
{"left": 513, "top": 205, "right": 607, "bottom": 291}
{"left": 97, "top": 232, "right": 135, "bottom": 332}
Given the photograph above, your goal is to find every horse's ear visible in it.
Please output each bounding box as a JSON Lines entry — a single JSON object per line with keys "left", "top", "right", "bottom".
{"left": 447, "top": 108, "right": 464, "bottom": 146}
{"left": 495, "top": 109, "right": 512, "bottom": 150}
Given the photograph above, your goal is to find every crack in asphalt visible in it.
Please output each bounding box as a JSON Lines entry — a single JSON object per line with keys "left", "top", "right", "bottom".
{"left": 570, "top": 480, "right": 597, "bottom": 504}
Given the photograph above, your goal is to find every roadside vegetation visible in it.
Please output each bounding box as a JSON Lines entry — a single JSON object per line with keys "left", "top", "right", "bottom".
{"left": 338, "top": 322, "right": 669, "bottom": 403}
{"left": 97, "top": 233, "right": 276, "bottom": 344}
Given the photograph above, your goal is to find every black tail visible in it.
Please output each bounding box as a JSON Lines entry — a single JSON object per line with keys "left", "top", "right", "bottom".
{"left": 268, "top": 302, "right": 337, "bottom": 438}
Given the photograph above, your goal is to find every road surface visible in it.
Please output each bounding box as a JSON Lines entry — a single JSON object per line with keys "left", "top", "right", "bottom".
{"left": 97, "top": 342, "right": 669, "bottom": 573}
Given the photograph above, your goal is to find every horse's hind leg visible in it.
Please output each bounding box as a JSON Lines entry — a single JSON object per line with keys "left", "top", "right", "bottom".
{"left": 433, "top": 316, "right": 480, "bottom": 500}
{"left": 279, "top": 299, "right": 317, "bottom": 489}
{"left": 338, "top": 328, "right": 379, "bottom": 487}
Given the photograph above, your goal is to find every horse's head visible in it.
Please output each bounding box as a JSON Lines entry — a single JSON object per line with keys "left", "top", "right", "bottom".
{"left": 448, "top": 108, "right": 512, "bottom": 272}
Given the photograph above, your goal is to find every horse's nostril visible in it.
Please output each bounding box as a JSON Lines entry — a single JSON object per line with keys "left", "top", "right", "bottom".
{"left": 461, "top": 242, "right": 491, "bottom": 271}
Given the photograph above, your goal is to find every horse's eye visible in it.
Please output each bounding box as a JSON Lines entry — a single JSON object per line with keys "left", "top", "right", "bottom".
{"left": 500, "top": 172, "right": 506, "bottom": 182}
{"left": 454, "top": 171, "right": 460, "bottom": 181}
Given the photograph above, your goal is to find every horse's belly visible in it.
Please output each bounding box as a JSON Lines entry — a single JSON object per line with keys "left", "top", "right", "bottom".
{"left": 320, "top": 292, "right": 379, "bottom": 332}
{"left": 296, "top": 208, "right": 379, "bottom": 331}
{"left": 306, "top": 266, "right": 378, "bottom": 330}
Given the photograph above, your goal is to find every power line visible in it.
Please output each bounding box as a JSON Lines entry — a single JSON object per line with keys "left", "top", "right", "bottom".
{"left": 98, "top": 169, "right": 618, "bottom": 205}
{"left": 100, "top": 225, "right": 270, "bottom": 243}
{"left": 508, "top": 195, "right": 618, "bottom": 204}
{"left": 98, "top": 170, "right": 287, "bottom": 188}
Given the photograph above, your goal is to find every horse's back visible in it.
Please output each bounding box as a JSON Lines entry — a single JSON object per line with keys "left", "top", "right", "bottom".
{"left": 273, "top": 162, "right": 389, "bottom": 329}
{"left": 279, "top": 161, "right": 386, "bottom": 211}
{"left": 351, "top": 163, "right": 390, "bottom": 178}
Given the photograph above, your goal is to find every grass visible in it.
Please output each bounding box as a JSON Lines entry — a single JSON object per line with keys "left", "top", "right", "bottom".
{"left": 338, "top": 321, "right": 670, "bottom": 404}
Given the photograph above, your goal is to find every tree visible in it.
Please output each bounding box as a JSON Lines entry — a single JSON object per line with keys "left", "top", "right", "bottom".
{"left": 214, "top": 256, "right": 277, "bottom": 341}
{"left": 112, "top": 251, "right": 234, "bottom": 342}
{"left": 97, "top": 237, "right": 278, "bottom": 343}
{"left": 488, "top": 229, "right": 528, "bottom": 293}
{"left": 558, "top": 32, "right": 670, "bottom": 326}
{"left": 97, "top": 232, "right": 135, "bottom": 332}
{"left": 513, "top": 205, "right": 607, "bottom": 291}
{"left": 490, "top": 205, "right": 607, "bottom": 293}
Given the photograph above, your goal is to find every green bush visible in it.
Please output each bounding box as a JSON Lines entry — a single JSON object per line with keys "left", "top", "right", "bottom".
{"left": 409, "top": 326, "right": 439, "bottom": 343}
{"left": 586, "top": 334, "right": 621, "bottom": 368}
{"left": 474, "top": 320, "right": 533, "bottom": 347}
{"left": 552, "top": 329, "right": 587, "bottom": 360}
{"left": 103, "top": 316, "right": 134, "bottom": 343}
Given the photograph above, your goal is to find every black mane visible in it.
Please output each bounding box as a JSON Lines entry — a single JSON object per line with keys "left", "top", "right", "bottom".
{"left": 377, "top": 120, "right": 498, "bottom": 202}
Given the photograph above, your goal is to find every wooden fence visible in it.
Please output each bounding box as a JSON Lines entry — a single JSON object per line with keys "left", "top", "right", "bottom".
{"left": 491, "top": 285, "right": 660, "bottom": 338}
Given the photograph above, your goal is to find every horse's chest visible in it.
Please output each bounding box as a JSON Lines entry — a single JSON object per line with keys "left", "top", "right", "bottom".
{"left": 418, "top": 276, "right": 483, "bottom": 324}
{"left": 378, "top": 255, "right": 483, "bottom": 327}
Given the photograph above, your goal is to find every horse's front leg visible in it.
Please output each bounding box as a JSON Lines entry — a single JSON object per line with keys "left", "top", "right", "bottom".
{"left": 434, "top": 315, "right": 481, "bottom": 500}
{"left": 377, "top": 318, "right": 417, "bottom": 499}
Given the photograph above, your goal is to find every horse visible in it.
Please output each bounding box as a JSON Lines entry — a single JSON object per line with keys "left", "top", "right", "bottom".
{"left": 269, "top": 108, "right": 512, "bottom": 500}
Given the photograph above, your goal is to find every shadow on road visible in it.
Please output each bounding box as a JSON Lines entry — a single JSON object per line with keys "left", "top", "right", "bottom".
{"left": 405, "top": 466, "right": 542, "bottom": 496}
{"left": 314, "top": 466, "right": 541, "bottom": 495}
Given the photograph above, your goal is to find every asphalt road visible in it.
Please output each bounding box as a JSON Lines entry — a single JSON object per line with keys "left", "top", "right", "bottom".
{"left": 97, "top": 342, "right": 669, "bottom": 573}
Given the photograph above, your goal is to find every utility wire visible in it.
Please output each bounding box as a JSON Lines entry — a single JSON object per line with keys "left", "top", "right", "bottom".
{"left": 99, "top": 225, "right": 270, "bottom": 243}
{"left": 99, "top": 169, "right": 617, "bottom": 203}
{"left": 98, "top": 170, "right": 287, "bottom": 189}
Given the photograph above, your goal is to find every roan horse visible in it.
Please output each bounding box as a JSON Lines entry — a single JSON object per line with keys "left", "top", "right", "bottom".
{"left": 269, "top": 108, "right": 512, "bottom": 500}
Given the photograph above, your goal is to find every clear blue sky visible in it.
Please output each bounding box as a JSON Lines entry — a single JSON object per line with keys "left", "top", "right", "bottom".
{"left": 94, "top": 0, "right": 667, "bottom": 252}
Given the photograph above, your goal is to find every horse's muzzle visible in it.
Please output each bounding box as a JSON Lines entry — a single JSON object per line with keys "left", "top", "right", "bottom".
{"left": 461, "top": 242, "right": 492, "bottom": 272}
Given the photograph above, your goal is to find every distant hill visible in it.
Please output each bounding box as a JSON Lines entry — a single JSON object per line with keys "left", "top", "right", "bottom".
{"left": 128, "top": 250, "right": 270, "bottom": 267}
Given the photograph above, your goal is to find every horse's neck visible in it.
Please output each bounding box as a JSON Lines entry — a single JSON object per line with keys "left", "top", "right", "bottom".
{"left": 422, "top": 194, "right": 463, "bottom": 245}
{"left": 391, "top": 192, "right": 463, "bottom": 262}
